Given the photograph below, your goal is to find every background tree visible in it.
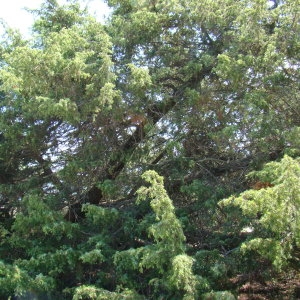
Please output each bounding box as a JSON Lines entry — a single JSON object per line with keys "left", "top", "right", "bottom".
{"left": 0, "top": 0, "right": 299, "bottom": 298}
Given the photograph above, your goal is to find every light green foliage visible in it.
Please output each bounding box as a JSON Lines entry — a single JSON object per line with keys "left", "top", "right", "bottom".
{"left": 79, "top": 249, "right": 105, "bottom": 264}
{"left": 137, "top": 170, "right": 186, "bottom": 253}
{"left": 11, "top": 195, "right": 79, "bottom": 251}
{"left": 73, "top": 285, "right": 99, "bottom": 300}
{"left": 83, "top": 204, "right": 119, "bottom": 227}
{"left": 73, "top": 285, "right": 144, "bottom": 300}
{"left": 0, "top": 261, "right": 55, "bottom": 298}
{"left": 0, "top": 20, "right": 116, "bottom": 123}
{"left": 168, "top": 254, "right": 198, "bottom": 298}
{"left": 114, "top": 171, "right": 199, "bottom": 298}
{"left": 17, "top": 248, "right": 79, "bottom": 277}
{"left": 220, "top": 156, "right": 300, "bottom": 269}
{"left": 96, "top": 179, "right": 118, "bottom": 199}
{"left": 0, "top": 194, "right": 80, "bottom": 296}
{"left": 202, "top": 290, "right": 236, "bottom": 300}
{"left": 127, "top": 64, "right": 152, "bottom": 96}
{"left": 32, "top": 0, "right": 86, "bottom": 35}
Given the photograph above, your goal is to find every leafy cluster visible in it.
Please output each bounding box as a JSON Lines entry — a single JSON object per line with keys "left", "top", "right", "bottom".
{"left": 221, "top": 156, "right": 300, "bottom": 270}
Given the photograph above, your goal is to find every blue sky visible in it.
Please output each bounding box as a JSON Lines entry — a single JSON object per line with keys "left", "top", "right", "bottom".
{"left": 0, "top": 0, "right": 110, "bottom": 37}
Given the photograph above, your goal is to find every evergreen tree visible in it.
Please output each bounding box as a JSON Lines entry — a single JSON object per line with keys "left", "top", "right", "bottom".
{"left": 0, "top": 0, "right": 299, "bottom": 298}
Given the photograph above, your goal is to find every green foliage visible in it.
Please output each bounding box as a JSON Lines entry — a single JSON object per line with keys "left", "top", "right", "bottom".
{"left": 96, "top": 179, "right": 118, "bottom": 199}
{"left": 285, "top": 127, "right": 300, "bottom": 157}
{"left": 73, "top": 285, "right": 144, "bottom": 300}
{"left": 83, "top": 204, "right": 119, "bottom": 227}
{"left": 114, "top": 171, "right": 200, "bottom": 298}
{"left": 127, "top": 64, "right": 152, "bottom": 97}
{"left": 202, "top": 291, "right": 236, "bottom": 300}
{"left": 10, "top": 194, "right": 79, "bottom": 256}
{"left": 0, "top": 0, "right": 299, "bottom": 298}
{"left": 0, "top": 21, "right": 116, "bottom": 122}
{"left": 137, "top": 171, "right": 186, "bottom": 253}
{"left": 194, "top": 250, "right": 226, "bottom": 285}
{"left": 220, "top": 155, "right": 300, "bottom": 270}
{"left": 181, "top": 179, "right": 229, "bottom": 209}
{"left": 168, "top": 254, "right": 199, "bottom": 298}
{"left": 0, "top": 261, "right": 55, "bottom": 298}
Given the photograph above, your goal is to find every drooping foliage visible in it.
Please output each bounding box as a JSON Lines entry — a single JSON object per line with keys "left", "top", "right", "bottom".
{"left": 220, "top": 155, "right": 300, "bottom": 270}
{"left": 0, "top": 0, "right": 299, "bottom": 298}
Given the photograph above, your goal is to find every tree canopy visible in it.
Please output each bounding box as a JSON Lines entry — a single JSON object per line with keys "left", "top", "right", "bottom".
{"left": 0, "top": 0, "right": 299, "bottom": 299}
